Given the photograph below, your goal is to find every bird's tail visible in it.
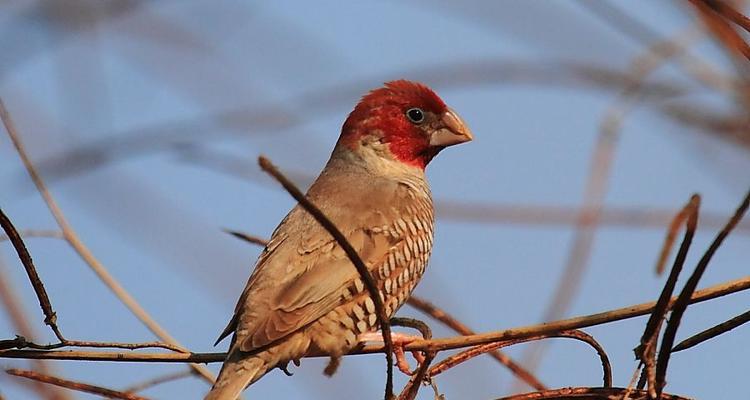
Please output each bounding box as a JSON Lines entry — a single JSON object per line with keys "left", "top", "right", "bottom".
{"left": 204, "top": 352, "right": 268, "bottom": 400}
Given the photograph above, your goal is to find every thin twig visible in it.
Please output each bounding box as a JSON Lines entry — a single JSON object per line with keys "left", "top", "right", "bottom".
{"left": 407, "top": 296, "right": 547, "bottom": 390}
{"left": 0, "top": 98, "right": 215, "bottom": 384}
{"left": 3, "top": 275, "right": 748, "bottom": 363}
{"left": 672, "top": 309, "right": 750, "bottom": 352}
{"left": 123, "top": 370, "right": 196, "bottom": 394}
{"left": 222, "top": 229, "right": 268, "bottom": 247}
{"left": 688, "top": 0, "right": 750, "bottom": 60}
{"left": 257, "top": 155, "right": 395, "bottom": 400}
{"left": 635, "top": 195, "right": 700, "bottom": 394}
{"left": 6, "top": 369, "right": 149, "bottom": 400}
{"left": 429, "top": 330, "right": 612, "bottom": 388}
{"left": 0, "top": 229, "right": 64, "bottom": 242}
{"left": 496, "top": 386, "right": 691, "bottom": 400}
{"left": 515, "top": 22, "right": 691, "bottom": 388}
{"left": 0, "top": 208, "right": 63, "bottom": 340}
{"left": 0, "top": 259, "right": 71, "bottom": 400}
{"left": 654, "top": 190, "right": 750, "bottom": 398}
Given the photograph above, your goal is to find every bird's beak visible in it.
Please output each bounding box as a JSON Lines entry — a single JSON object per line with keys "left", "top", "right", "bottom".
{"left": 430, "top": 108, "right": 474, "bottom": 147}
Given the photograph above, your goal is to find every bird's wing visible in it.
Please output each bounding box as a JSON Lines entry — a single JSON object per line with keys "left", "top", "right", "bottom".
{"left": 218, "top": 183, "right": 404, "bottom": 353}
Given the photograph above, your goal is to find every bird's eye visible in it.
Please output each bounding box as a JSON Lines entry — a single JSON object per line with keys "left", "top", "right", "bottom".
{"left": 406, "top": 108, "right": 425, "bottom": 124}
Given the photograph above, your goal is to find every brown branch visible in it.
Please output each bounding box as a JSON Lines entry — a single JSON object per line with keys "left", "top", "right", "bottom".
{"left": 429, "top": 330, "right": 611, "bottom": 388}
{"left": 635, "top": 195, "right": 700, "bottom": 395}
{"left": 407, "top": 296, "right": 547, "bottom": 391}
{"left": 0, "top": 229, "right": 64, "bottom": 242}
{"left": 515, "top": 23, "right": 690, "bottom": 388}
{"left": 700, "top": 0, "right": 750, "bottom": 34}
{"left": 257, "top": 155, "right": 395, "bottom": 400}
{"left": 672, "top": 309, "right": 750, "bottom": 352}
{"left": 6, "top": 369, "right": 149, "bottom": 400}
{"left": 0, "top": 208, "right": 63, "bottom": 340}
{"left": 0, "top": 98, "right": 215, "bottom": 384}
{"left": 496, "top": 386, "right": 692, "bottom": 400}
{"left": 122, "top": 370, "right": 196, "bottom": 394}
{"left": 2, "top": 274, "right": 748, "bottom": 364}
{"left": 0, "top": 259, "right": 71, "bottom": 400}
{"left": 654, "top": 189, "right": 750, "bottom": 398}
{"left": 222, "top": 229, "right": 268, "bottom": 247}
{"left": 688, "top": 0, "right": 750, "bottom": 60}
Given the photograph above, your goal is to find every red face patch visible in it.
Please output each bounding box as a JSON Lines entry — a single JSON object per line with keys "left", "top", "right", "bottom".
{"left": 340, "top": 80, "right": 448, "bottom": 169}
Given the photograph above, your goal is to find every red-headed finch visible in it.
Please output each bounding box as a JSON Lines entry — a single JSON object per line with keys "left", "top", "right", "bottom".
{"left": 206, "top": 80, "right": 472, "bottom": 399}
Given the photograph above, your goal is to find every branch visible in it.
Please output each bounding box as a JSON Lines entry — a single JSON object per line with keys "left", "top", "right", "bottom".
{"left": 428, "top": 330, "right": 611, "bottom": 389}
{"left": 0, "top": 98, "right": 215, "bottom": 384}
{"left": 654, "top": 189, "right": 750, "bottom": 397}
{"left": 635, "top": 195, "right": 699, "bottom": 394}
{"left": 257, "top": 155, "right": 395, "bottom": 400}
{"left": 496, "top": 386, "right": 692, "bottom": 400}
{"left": 672, "top": 309, "right": 750, "bottom": 352}
{"left": 6, "top": 369, "right": 149, "bottom": 400}
{"left": 2, "top": 275, "right": 747, "bottom": 363}
{"left": 0, "top": 208, "right": 62, "bottom": 339}
{"left": 407, "top": 296, "right": 547, "bottom": 390}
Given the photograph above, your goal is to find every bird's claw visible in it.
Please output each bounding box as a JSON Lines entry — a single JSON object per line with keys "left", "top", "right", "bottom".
{"left": 358, "top": 331, "right": 426, "bottom": 376}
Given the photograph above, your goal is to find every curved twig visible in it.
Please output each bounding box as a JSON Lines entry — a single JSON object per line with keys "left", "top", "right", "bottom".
{"left": 429, "top": 330, "right": 612, "bottom": 388}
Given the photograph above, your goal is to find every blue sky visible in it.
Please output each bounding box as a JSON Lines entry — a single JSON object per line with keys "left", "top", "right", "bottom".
{"left": 1, "top": 1, "right": 749, "bottom": 399}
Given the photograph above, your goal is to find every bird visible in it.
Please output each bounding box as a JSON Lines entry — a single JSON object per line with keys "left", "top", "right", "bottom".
{"left": 205, "top": 80, "right": 473, "bottom": 400}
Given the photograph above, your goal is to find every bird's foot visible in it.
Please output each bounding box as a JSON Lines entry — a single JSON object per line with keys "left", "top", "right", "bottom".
{"left": 358, "top": 331, "right": 425, "bottom": 375}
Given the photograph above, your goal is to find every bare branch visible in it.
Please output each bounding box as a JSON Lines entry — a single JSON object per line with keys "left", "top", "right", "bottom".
{"left": 0, "top": 208, "right": 63, "bottom": 340}
{"left": 407, "top": 296, "right": 547, "bottom": 391}
{"left": 2, "top": 274, "right": 748, "bottom": 364}
{"left": 429, "top": 330, "right": 612, "bottom": 389}
{"left": 635, "top": 195, "right": 700, "bottom": 394}
{"left": 6, "top": 369, "right": 149, "bottom": 400}
{"left": 496, "top": 386, "right": 692, "bottom": 400}
{"left": 122, "top": 370, "right": 196, "bottom": 394}
{"left": 672, "top": 309, "right": 750, "bottom": 352}
{"left": 654, "top": 190, "right": 750, "bottom": 397}
{"left": 0, "top": 98, "right": 215, "bottom": 384}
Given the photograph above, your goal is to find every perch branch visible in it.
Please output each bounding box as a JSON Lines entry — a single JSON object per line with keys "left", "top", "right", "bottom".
{"left": 2, "top": 274, "right": 748, "bottom": 363}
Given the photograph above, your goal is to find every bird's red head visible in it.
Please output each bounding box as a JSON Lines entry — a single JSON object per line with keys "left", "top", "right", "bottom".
{"left": 339, "top": 80, "right": 473, "bottom": 169}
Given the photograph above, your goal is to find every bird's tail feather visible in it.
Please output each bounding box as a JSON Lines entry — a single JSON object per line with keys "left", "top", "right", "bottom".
{"left": 204, "top": 354, "right": 267, "bottom": 400}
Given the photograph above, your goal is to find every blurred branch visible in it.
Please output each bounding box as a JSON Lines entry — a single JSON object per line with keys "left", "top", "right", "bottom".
{"left": 122, "top": 370, "right": 195, "bottom": 394}
{"left": 23, "top": 59, "right": 691, "bottom": 187}
{"left": 0, "top": 98, "right": 215, "bottom": 384}
{"left": 688, "top": 0, "right": 750, "bottom": 60}
{"left": 6, "top": 369, "right": 148, "bottom": 400}
{"left": 0, "top": 229, "right": 64, "bottom": 242}
{"left": 258, "top": 155, "right": 395, "bottom": 400}
{"left": 189, "top": 146, "right": 750, "bottom": 233}
{"left": 576, "top": 0, "right": 735, "bottom": 92}
{"left": 515, "top": 20, "right": 695, "bottom": 386}
{"left": 0, "top": 259, "right": 71, "bottom": 400}
{"left": 2, "top": 274, "right": 748, "bottom": 362}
